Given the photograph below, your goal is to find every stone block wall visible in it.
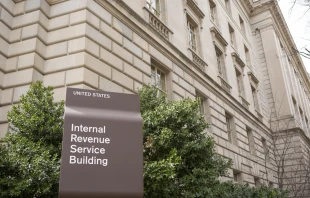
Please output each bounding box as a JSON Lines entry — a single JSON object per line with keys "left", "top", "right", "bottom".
{"left": 0, "top": 0, "right": 279, "bottom": 186}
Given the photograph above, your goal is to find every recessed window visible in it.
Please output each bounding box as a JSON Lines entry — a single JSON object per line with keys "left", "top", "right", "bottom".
{"left": 209, "top": 0, "right": 217, "bottom": 23}
{"left": 254, "top": 177, "right": 261, "bottom": 187}
{"left": 225, "top": 0, "right": 231, "bottom": 14}
{"left": 244, "top": 45, "right": 251, "bottom": 68}
{"left": 216, "top": 46, "right": 226, "bottom": 80}
{"left": 269, "top": 181, "right": 274, "bottom": 188}
{"left": 236, "top": 69, "right": 244, "bottom": 96}
{"left": 187, "top": 19, "right": 197, "bottom": 52}
{"left": 246, "top": 127, "right": 256, "bottom": 155}
{"left": 197, "top": 94, "right": 205, "bottom": 115}
{"left": 251, "top": 85, "right": 259, "bottom": 111}
{"left": 151, "top": 65, "right": 166, "bottom": 95}
{"left": 233, "top": 170, "right": 242, "bottom": 183}
{"left": 228, "top": 24, "right": 235, "bottom": 48}
{"left": 261, "top": 137, "right": 269, "bottom": 161}
{"left": 225, "top": 112, "right": 236, "bottom": 145}
{"left": 239, "top": 16, "right": 245, "bottom": 36}
{"left": 146, "top": 0, "right": 160, "bottom": 17}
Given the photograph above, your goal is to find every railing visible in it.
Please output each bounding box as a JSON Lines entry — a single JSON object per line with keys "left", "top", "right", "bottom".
{"left": 219, "top": 76, "right": 231, "bottom": 93}
{"left": 191, "top": 50, "right": 207, "bottom": 71}
{"left": 146, "top": 9, "right": 170, "bottom": 40}
{"left": 240, "top": 95, "right": 249, "bottom": 109}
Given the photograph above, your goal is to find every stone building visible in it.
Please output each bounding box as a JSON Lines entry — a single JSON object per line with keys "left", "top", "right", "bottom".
{"left": 0, "top": 0, "right": 309, "bottom": 196}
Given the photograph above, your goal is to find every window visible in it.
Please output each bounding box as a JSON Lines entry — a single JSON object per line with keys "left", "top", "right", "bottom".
{"left": 244, "top": 45, "right": 251, "bottom": 68}
{"left": 254, "top": 177, "right": 261, "bottom": 187}
{"left": 151, "top": 65, "right": 166, "bottom": 95}
{"left": 233, "top": 170, "right": 242, "bottom": 183}
{"left": 226, "top": 113, "right": 232, "bottom": 143}
{"left": 246, "top": 127, "right": 256, "bottom": 155}
{"left": 225, "top": 112, "right": 236, "bottom": 145}
{"left": 216, "top": 46, "right": 226, "bottom": 79}
{"left": 228, "top": 24, "right": 235, "bottom": 48}
{"left": 196, "top": 94, "right": 205, "bottom": 115}
{"left": 251, "top": 85, "right": 259, "bottom": 111}
{"left": 239, "top": 16, "right": 245, "bottom": 35}
{"left": 187, "top": 19, "right": 197, "bottom": 52}
{"left": 225, "top": 0, "right": 231, "bottom": 15}
{"left": 262, "top": 137, "right": 269, "bottom": 161}
{"left": 269, "top": 181, "right": 274, "bottom": 188}
{"left": 236, "top": 69, "right": 244, "bottom": 96}
{"left": 299, "top": 107, "right": 306, "bottom": 130}
{"left": 146, "top": 0, "right": 160, "bottom": 17}
{"left": 209, "top": 0, "right": 217, "bottom": 23}
{"left": 292, "top": 97, "right": 298, "bottom": 119}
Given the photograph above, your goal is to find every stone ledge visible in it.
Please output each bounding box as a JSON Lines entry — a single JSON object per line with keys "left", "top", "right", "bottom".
{"left": 46, "top": 0, "right": 68, "bottom": 5}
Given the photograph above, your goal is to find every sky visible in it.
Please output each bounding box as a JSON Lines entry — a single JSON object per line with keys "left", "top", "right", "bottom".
{"left": 278, "top": 0, "right": 310, "bottom": 72}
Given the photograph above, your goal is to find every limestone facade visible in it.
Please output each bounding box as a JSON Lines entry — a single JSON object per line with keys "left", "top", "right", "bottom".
{"left": 0, "top": 0, "right": 310, "bottom": 195}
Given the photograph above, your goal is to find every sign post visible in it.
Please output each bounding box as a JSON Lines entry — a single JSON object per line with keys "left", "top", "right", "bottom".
{"left": 59, "top": 88, "right": 143, "bottom": 198}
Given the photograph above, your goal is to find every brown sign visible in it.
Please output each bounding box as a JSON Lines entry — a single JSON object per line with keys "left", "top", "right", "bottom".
{"left": 59, "top": 88, "right": 143, "bottom": 198}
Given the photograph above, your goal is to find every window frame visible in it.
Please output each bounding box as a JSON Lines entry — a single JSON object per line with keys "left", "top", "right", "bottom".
{"left": 225, "top": 112, "right": 237, "bottom": 145}
{"left": 215, "top": 46, "right": 226, "bottom": 80}
{"left": 225, "top": 0, "right": 231, "bottom": 15}
{"left": 261, "top": 137, "right": 269, "bottom": 161}
{"left": 239, "top": 16, "right": 245, "bottom": 36}
{"left": 187, "top": 18, "right": 198, "bottom": 52}
{"left": 209, "top": 0, "right": 217, "bottom": 23}
{"left": 146, "top": 0, "right": 161, "bottom": 18}
{"left": 151, "top": 65, "right": 166, "bottom": 95}
{"left": 254, "top": 177, "right": 261, "bottom": 187}
{"left": 246, "top": 127, "right": 256, "bottom": 155}
{"left": 244, "top": 45, "right": 251, "bottom": 68}
{"left": 233, "top": 170, "right": 242, "bottom": 183}
{"left": 228, "top": 24, "right": 236, "bottom": 48}
{"left": 235, "top": 69, "right": 244, "bottom": 97}
{"left": 251, "top": 85, "right": 259, "bottom": 111}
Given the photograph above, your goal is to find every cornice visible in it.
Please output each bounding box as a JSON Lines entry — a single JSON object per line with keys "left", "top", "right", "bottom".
{"left": 185, "top": 0, "right": 205, "bottom": 19}
{"left": 46, "top": 0, "right": 68, "bottom": 5}
{"left": 239, "top": 0, "right": 253, "bottom": 16}
{"left": 248, "top": 71, "right": 259, "bottom": 84}
{"left": 210, "top": 26, "right": 228, "bottom": 47}
{"left": 250, "top": 1, "right": 310, "bottom": 97}
{"left": 231, "top": 52, "right": 245, "bottom": 68}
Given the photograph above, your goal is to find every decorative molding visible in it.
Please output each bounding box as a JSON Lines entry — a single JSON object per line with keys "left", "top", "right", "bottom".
{"left": 185, "top": 0, "right": 205, "bottom": 19}
{"left": 240, "top": 95, "right": 250, "bottom": 109}
{"left": 232, "top": 52, "right": 245, "bottom": 68}
{"left": 218, "top": 76, "right": 231, "bottom": 94}
{"left": 189, "top": 48, "right": 207, "bottom": 71}
{"left": 251, "top": 0, "right": 310, "bottom": 97}
{"left": 46, "top": 0, "right": 68, "bottom": 5}
{"left": 144, "top": 7, "right": 173, "bottom": 40}
{"left": 256, "top": 110, "right": 263, "bottom": 122}
{"left": 248, "top": 71, "right": 259, "bottom": 84}
{"left": 210, "top": 27, "right": 228, "bottom": 47}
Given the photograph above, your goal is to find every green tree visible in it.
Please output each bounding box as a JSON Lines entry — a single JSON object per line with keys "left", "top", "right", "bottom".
{"left": 0, "top": 81, "right": 64, "bottom": 198}
{"left": 139, "top": 86, "right": 231, "bottom": 198}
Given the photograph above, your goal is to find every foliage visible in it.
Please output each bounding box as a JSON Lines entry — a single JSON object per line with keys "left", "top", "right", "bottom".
{"left": 139, "top": 86, "right": 231, "bottom": 198}
{"left": 0, "top": 81, "right": 64, "bottom": 198}
{"left": 0, "top": 83, "right": 288, "bottom": 198}
{"left": 207, "top": 182, "right": 288, "bottom": 198}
